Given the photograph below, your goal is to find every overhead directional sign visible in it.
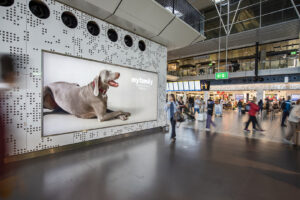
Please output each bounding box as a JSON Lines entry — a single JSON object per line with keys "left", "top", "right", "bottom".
{"left": 215, "top": 72, "right": 228, "bottom": 80}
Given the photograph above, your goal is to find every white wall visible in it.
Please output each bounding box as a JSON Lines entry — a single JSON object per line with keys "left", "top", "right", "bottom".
{"left": 0, "top": 0, "right": 167, "bottom": 156}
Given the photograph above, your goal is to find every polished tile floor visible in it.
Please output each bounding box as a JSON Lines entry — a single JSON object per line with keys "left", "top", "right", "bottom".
{"left": 1, "top": 111, "right": 300, "bottom": 200}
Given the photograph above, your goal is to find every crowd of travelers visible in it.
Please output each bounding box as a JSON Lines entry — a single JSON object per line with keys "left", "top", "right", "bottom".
{"left": 165, "top": 94, "right": 300, "bottom": 145}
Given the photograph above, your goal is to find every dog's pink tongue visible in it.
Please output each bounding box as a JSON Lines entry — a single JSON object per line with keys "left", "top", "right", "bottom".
{"left": 108, "top": 80, "right": 119, "bottom": 87}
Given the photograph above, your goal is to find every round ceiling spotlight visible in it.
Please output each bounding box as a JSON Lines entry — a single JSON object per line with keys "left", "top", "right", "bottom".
{"left": 0, "top": 0, "right": 14, "bottom": 6}
{"left": 61, "top": 11, "right": 77, "bottom": 29}
{"left": 87, "top": 21, "right": 100, "bottom": 36}
{"left": 138, "top": 40, "right": 146, "bottom": 51}
{"left": 29, "top": 0, "right": 50, "bottom": 19}
{"left": 124, "top": 35, "right": 133, "bottom": 47}
{"left": 107, "top": 29, "right": 118, "bottom": 42}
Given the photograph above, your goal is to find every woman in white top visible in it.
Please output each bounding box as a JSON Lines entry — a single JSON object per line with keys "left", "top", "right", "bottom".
{"left": 283, "top": 99, "right": 300, "bottom": 145}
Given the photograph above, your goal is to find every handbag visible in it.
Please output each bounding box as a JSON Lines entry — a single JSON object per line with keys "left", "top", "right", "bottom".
{"left": 174, "top": 111, "right": 185, "bottom": 122}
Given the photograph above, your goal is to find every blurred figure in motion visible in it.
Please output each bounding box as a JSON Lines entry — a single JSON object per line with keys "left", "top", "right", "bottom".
{"left": 0, "top": 55, "right": 15, "bottom": 175}
{"left": 165, "top": 94, "right": 179, "bottom": 142}
{"left": 258, "top": 99, "right": 263, "bottom": 116}
{"left": 281, "top": 96, "right": 292, "bottom": 127}
{"left": 244, "top": 97, "right": 264, "bottom": 132}
{"left": 206, "top": 98, "right": 216, "bottom": 131}
{"left": 283, "top": 99, "right": 300, "bottom": 145}
{"left": 237, "top": 100, "right": 243, "bottom": 115}
{"left": 0, "top": 55, "right": 16, "bottom": 199}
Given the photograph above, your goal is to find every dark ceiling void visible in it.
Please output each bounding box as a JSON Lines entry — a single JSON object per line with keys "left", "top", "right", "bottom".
{"left": 29, "top": 0, "right": 50, "bottom": 19}
{"left": 61, "top": 11, "right": 78, "bottom": 29}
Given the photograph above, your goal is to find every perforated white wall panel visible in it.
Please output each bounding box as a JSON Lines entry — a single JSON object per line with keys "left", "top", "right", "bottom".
{"left": 0, "top": 0, "right": 167, "bottom": 156}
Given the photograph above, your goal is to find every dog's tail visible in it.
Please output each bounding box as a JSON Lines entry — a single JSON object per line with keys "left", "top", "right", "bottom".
{"left": 43, "top": 86, "right": 60, "bottom": 110}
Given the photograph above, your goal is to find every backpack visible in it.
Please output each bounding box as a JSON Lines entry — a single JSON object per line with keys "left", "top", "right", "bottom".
{"left": 174, "top": 111, "right": 185, "bottom": 122}
{"left": 281, "top": 102, "right": 286, "bottom": 110}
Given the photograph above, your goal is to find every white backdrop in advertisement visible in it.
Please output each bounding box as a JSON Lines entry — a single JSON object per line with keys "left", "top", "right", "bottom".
{"left": 43, "top": 52, "right": 158, "bottom": 136}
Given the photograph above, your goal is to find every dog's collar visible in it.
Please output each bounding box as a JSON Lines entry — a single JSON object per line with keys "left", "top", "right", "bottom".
{"left": 92, "top": 82, "right": 107, "bottom": 95}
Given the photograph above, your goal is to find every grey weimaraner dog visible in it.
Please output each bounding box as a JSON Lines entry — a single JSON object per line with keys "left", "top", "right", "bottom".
{"left": 43, "top": 70, "right": 131, "bottom": 121}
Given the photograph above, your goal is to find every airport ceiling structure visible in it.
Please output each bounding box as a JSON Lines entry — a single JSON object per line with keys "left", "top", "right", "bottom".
{"left": 57, "top": 0, "right": 206, "bottom": 51}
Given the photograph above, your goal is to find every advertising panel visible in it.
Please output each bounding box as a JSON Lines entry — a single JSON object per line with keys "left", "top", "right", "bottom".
{"left": 43, "top": 52, "right": 158, "bottom": 136}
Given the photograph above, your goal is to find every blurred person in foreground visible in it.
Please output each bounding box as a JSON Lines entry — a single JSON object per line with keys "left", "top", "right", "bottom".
{"left": 0, "top": 55, "right": 16, "bottom": 199}
{"left": 244, "top": 97, "right": 264, "bottom": 132}
{"left": 283, "top": 99, "right": 300, "bottom": 145}
{"left": 0, "top": 55, "right": 15, "bottom": 175}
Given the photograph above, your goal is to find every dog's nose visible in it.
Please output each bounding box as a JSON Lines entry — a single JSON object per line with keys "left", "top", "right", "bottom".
{"left": 115, "top": 72, "right": 120, "bottom": 78}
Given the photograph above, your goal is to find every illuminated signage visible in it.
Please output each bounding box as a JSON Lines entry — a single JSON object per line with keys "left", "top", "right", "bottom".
{"left": 215, "top": 72, "right": 228, "bottom": 80}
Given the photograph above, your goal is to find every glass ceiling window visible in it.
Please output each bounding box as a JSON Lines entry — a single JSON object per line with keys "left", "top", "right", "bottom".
{"left": 155, "top": 0, "right": 205, "bottom": 34}
{"left": 202, "top": 0, "right": 300, "bottom": 40}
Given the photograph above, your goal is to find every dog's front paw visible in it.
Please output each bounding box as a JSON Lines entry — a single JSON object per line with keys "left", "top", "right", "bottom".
{"left": 119, "top": 114, "right": 128, "bottom": 121}
{"left": 122, "top": 112, "right": 131, "bottom": 117}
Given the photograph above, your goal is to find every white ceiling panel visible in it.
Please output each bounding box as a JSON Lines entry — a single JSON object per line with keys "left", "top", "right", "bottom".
{"left": 154, "top": 17, "right": 201, "bottom": 51}
{"left": 109, "top": 0, "right": 175, "bottom": 36}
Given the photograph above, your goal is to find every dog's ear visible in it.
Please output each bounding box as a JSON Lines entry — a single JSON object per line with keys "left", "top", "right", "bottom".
{"left": 93, "top": 75, "right": 100, "bottom": 96}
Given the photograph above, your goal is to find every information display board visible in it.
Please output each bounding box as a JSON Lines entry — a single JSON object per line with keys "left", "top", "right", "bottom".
{"left": 189, "top": 81, "right": 195, "bottom": 91}
{"left": 173, "top": 82, "right": 179, "bottom": 91}
{"left": 183, "top": 81, "right": 189, "bottom": 91}
{"left": 168, "top": 82, "right": 174, "bottom": 91}
{"left": 195, "top": 81, "right": 201, "bottom": 91}
{"left": 178, "top": 82, "right": 184, "bottom": 91}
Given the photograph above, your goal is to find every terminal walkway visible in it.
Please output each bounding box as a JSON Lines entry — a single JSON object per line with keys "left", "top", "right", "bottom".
{"left": 181, "top": 110, "right": 296, "bottom": 144}
{"left": 1, "top": 119, "right": 299, "bottom": 200}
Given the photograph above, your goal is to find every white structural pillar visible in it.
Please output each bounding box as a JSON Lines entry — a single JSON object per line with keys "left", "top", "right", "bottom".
{"left": 256, "top": 89, "right": 264, "bottom": 102}
{"left": 204, "top": 91, "right": 209, "bottom": 103}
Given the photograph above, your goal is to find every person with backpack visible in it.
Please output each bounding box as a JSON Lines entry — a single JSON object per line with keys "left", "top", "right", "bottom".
{"left": 281, "top": 96, "right": 292, "bottom": 127}
{"left": 165, "top": 94, "right": 179, "bottom": 142}
{"left": 244, "top": 97, "right": 264, "bottom": 132}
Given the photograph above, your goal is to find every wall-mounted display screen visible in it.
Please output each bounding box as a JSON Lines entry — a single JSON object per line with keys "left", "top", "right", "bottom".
{"left": 291, "top": 94, "right": 300, "bottom": 101}
{"left": 195, "top": 81, "right": 201, "bottom": 91}
{"left": 189, "top": 81, "right": 195, "bottom": 91}
{"left": 178, "top": 82, "right": 184, "bottom": 91}
{"left": 173, "top": 82, "right": 179, "bottom": 91}
{"left": 183, "top": 81, "right": 189, "bottom": 91}
{"left": 200, "top": 80, "right": 210, "bottom": 91}
{"left": 43, "top": 52, "right": 158, "bottom": 136}
{"left": 168, "top": 82, "right": 174, "bottom": 91}
{"left": 235, "top": 94, "right": 244, "bottom": 101}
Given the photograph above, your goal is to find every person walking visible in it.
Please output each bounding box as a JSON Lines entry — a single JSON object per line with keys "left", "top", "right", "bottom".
{"left": 244, "top": 97, "right": 264, "bottom": 132}
{"left": 177, "top": 96, "right": 185, "bottom": 113}
{"left": 283, "top": 99, "right": 300, "bottom": 145}
{"left": 165, "top": 94, "right": 179, "bottom": 142}
{"left": 281, "top": 96, "right": 292, "bottom": 127}
{"left": 188, "top": 96, "right": 194, "bottom": 114}
{"left": 237, "top": 100, "right": 243, "bottom": 114}
{"left": 194, "top": 96, "right": 200, "bottom": 115}
{"left": 206, "top": 98, "right": 216, "bottom": 131}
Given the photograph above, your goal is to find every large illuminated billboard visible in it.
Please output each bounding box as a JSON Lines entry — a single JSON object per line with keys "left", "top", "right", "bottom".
{"left": 42, "top": 52, "right": 158, "bottom": 136}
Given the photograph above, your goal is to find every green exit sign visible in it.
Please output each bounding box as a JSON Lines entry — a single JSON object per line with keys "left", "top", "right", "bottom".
{"left": 291, "top": 51, "right": 297, "bottom": 55}
{"left": 215, "top": 72, "right": 228, "bottom": 80}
